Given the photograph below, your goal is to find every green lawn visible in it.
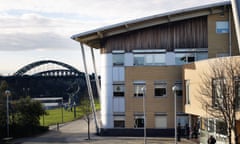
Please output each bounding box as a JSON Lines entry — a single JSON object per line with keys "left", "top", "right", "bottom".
{"left": 40, "top": 101, "right": 100, "bottom": 126}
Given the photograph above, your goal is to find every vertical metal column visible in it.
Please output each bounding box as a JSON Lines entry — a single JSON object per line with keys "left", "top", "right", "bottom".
{"left": 90, "top": 48, "right": 101, "bottom": 105}
{"left": 80, "top": 43, "right": 99, "bottom": 133}
{"left": 90, "top": 47, "right": 101, "bottom": 129}
{"left": 232, "top": 0, "right": 240, "bottom": 50}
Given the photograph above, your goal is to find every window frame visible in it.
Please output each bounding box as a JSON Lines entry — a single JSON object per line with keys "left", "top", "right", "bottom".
{"left": 113, "top": 84, "right": 125, "bottom": 97}
{"left": 154, "top": 81, "right": 167, "bottom": 97}
{"left": 112, "top": 51, "right": 124, "bottom": 66}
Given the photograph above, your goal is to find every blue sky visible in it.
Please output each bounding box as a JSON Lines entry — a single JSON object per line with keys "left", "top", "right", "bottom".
{"left": 0, "top": 0, "right": 227, "bottom": 75}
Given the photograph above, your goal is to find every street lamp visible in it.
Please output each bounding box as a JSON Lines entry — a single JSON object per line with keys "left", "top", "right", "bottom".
{"left": 141, "top": 86, "right": 147, "bottom": 144}
{"left": 172, "top": 85, "right": 177, "bottom": 144}
{"left": 5, "top": 90, "right": 11, "bottom": 137}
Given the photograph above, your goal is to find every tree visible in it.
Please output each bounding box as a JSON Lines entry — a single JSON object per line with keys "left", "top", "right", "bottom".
{"left": 0, "top": 80, "right": 9, "bottom": 137}
{"left": 15, "top": 96, "right": 46, "bottom": 127}
{"left": 79, "top": 97, "right": 93, "bottom": 140}
{"left": 199, "top": 57, "right": 240, "bottom": 144}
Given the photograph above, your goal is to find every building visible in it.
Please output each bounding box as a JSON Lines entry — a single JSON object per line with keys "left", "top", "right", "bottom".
{"left": 71, "top": 1, "right": 239, "bottom": 139}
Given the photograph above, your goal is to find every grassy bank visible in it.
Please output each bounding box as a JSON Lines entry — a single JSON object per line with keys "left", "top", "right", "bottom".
{"left": 40, "top": 101, "right": 100, "bottom": 126}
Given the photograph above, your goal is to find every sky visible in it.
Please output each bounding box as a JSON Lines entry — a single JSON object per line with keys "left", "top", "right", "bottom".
{"left": 0, "top": 0, "right": 228, "bottom": 75}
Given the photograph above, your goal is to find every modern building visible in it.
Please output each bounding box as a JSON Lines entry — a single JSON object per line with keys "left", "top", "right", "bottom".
{"left": 71, "top": 0, "right": 239, "bottom": 139}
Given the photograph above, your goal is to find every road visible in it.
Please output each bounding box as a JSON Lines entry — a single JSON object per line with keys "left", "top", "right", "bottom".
{"left": 12, "top": 117, "right": 197, "bottom": 144}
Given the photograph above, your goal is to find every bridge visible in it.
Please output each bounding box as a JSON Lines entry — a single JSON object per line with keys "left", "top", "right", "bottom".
{"left": 14, "top": 60, "right": 83, "bottom": 77}
{"left": 0, "top": 60, "right": 99, "bottom": 105}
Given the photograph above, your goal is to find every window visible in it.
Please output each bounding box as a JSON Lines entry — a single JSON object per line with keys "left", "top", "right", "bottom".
{"left": 235, "top": 78, "right": 240, "bottom": 109}
{"left": 216, "top": 21, "right": 229, "bottom": 33}
{"left": 113, "top": 51, "right": 124, "bottom": 66}
{"left": 133, "top": 81, "right": 146, "bottom": 97}
{"left": 185, "top": 80, "right": 190, "bottom": 104}
{"left": 133, "top": 53, "right": 165, "bottom": 66}
{"left": 155, "top": 113, "right": 167, "bottom": 128}
{"left": 175, "top": 49, "right": 208, "bottom": 65}
{"left": 134, "top": 54, "right": 144, "bottom": 65}
{"left": 113, "top": 84, "right": 125, "bottom": 97}
{"left": 113, "top": 115, "right": 125, "bottom": 128}
{"left": 134, "top": 114, "right": 144, "bottom": 128}
{"left": 154, "top": 81, "right": 167, "bottom": 97}
{"left": 212, "top": 78, "right": 226, "bottom": 108}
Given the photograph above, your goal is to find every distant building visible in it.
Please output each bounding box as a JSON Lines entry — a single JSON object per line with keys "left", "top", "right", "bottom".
{"left": 72, "top": 1, "right": 239, "bottom": 138}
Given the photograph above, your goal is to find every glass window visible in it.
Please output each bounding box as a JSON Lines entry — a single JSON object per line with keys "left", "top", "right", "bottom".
{"left": 113, "top": 84, "right": 125, "bottom": 97}
{"left": 154, "top": 54, "right": 165, "bottom": 65}
{"left": 113, "top": 54, "right": 124, "bottom": 66}
{"left": 134, "top": 53, "right": 165, "bottom": 66}
{"left": 212, "top": 78, "right": 225, "bottom": 108}
{"left": 154, "top": 83, "right": 167, "bottom": 97}
{"left": 114, "top": 115, "right": 125, "bottom": 128}
{"left": 155, "top": 114, "right": 167, "bottom": 128}
{"left": 134, "top": 84, "right": 145, "bottom": 97}
{"left": 185, "top": 80, "right": 190, "bottom": 104}
{"left": 114, "top": 120, "right": 125, "bottom": 128}
{"left": 196, "top": 52, "right": 208, "bottom": 60}
{"left": 134, "top": 54, "right": 144, "bottom": 65}
{"left": 175, "top": 53, "right": 195, "bottom": 65}
{"left": 134, "top": 116, "right": 144, "bottom": 128}
{"left": 216, "top": 21, "right": 229, "bottom": 33}
{"left": 236, "top": 80, "right": 240, "bottom": 109}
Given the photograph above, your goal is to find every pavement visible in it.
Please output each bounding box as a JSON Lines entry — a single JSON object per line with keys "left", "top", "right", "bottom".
{"left": 10, "top": 118, "right": 198, "bottom": 144}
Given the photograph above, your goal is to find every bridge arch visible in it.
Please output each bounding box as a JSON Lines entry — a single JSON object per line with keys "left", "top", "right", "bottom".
{"left": 14, "top": 60, "right": 82, "bottom": 77}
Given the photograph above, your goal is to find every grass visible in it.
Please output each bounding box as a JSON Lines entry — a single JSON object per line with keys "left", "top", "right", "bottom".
{"left": 40, "top": 100, "right": 100, "bottom": 126}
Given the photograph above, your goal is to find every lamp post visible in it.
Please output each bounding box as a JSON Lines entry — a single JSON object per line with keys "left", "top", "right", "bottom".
{"left": 5, "top": 90, "right": 11, "bottom": 137}
{"left": 141, "top": 86, "right": 147, "bottom": 144}
{"left": 172, "top": 85, "right": 177, "bottom": 144}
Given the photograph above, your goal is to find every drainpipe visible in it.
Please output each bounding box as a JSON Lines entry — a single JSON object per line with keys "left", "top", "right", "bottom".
{"left": 80, "top": 43, "right": 99, "bottom": 134}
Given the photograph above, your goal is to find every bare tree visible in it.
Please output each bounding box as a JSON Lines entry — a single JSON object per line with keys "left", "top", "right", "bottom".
{"left": 199, "top": 57, "right": 240, "bottom": 144}
{"left": 79, "top": 97, "right": 92, "bottom": 140}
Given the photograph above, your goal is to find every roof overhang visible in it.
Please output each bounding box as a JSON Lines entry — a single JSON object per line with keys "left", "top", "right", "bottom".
{"left": 71, "top": 1, "right": 230, "bottom": 49}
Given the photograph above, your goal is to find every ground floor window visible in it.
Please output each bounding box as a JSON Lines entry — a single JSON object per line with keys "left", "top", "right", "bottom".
{"left": 134, "top": 114, "right": 144, "bottom": 128}
{"left": 114, "top": 120, "right": 125, "bottom": 128}
{"left": 155, "top": 113, "right": 167, "bottom": 128}
{"left": 113, "top": 115, "right": 125, "bottom": 128}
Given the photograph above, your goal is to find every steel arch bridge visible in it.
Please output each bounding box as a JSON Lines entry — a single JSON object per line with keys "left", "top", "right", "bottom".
{"left": 14, "top": 60, "right": 83, "bottom": 77}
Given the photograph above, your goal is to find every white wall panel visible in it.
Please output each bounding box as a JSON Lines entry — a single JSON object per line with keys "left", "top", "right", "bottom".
{"left": 125, "top": 53, "right": 133, "bottom": 66}
{"left": 112, "top": 67, "right": 124, "bottom": 81}
{"left": 113, "top": 97, "right": 125, "bottom": 112}
{"left": 100, "top": 54, "right": 113, "bottom": 128}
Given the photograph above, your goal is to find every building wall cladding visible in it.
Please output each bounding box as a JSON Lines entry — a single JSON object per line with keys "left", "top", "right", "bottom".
{"left": 125, "top": 66, "right": 182, "bottom": 129}
{"left": 208, "top": 10, "right": 239, "bottom": 58}
{"left": 101, "top": 16, "right": 208, "bottom": 53}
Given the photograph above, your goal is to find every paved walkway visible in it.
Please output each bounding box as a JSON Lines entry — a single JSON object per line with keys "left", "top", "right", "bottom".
{"left": 12, "top": 118, "right": 198, "bottom": 144}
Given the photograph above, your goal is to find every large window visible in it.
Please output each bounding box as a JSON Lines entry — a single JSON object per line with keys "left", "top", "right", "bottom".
{"left": 133, "top": 50, "right": 166, "bottom": 66}
{"left": 212, "top": 78, "right": 225, "bottom": 108}
{"left": 134, "top": 54, "right": 165, "bottom": 66}
{"left": 154, "top": 81, "right": 167, "bottom": 97}
{"left": 133, "top": 81, "right": 146, "bottom": 97}
{"left": 113, "top": 84, "right": 125, "bottom": 97}
{"left": 155, "top": 113, "right": 167, "bottom": 128}
{"left": 216, "top": 21, "right": 229, "bottom": 34}
{"left": 112, "top": 51, "right": 124, "bottom": 66}
{"left": 175, "top": 49, "right": 208, "bottom": 65}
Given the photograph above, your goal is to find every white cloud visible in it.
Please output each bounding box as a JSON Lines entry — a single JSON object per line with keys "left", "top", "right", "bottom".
{"left": 0, "top": 0, "right": 229, "bottom": 75}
